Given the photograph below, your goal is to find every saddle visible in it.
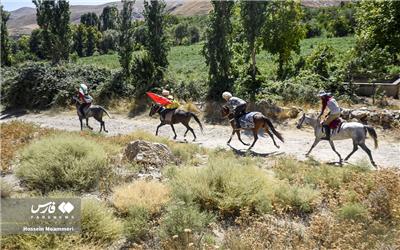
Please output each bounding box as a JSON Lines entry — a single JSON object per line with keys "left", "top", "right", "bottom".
{"left": 238, "top": 112, "right": 260, "bottom": 129}
{"left": 328, "top": 117, "right": 342, "bottom": 129}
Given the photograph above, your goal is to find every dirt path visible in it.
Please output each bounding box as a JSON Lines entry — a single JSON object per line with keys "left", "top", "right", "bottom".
{"left": 1, "top": 111, "right": 399, "bottom": 168}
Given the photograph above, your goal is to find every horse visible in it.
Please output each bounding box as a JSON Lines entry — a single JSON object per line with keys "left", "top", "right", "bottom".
{"left": 73, "top": 96, "right": 111, "bottom": 132}
{"left": 221, "top": 106, "right": 284, "bottom": 150}
{"left": 149, "top": 103, "right": 203, "bottom": 141}
{"left": 296, "top": 113, "right": 378, "bottom": 168}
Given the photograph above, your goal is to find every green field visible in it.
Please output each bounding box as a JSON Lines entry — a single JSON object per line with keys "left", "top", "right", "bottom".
{"left": 77, "top": 36, "right": 356, "bottom": 82}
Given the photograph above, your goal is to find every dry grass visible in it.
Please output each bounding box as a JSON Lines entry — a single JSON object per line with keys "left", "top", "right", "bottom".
{"left": 0, "top": 121, "right": 53, "bottom": 173}
{"left": 112, "top": 180, "right": 170, "bottom": 215}
{"left": 0, "top": 179, "right": 13, "bottom": 198}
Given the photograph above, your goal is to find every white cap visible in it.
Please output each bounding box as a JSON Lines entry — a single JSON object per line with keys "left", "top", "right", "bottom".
{"left": 222, "top": 91, "right": 232, "bottom": 100}
{"left": 318, "top": 90, "right": 331, "bottom": 97}
{"left": 162, "top": 89, "right": 170, "bottom": 96}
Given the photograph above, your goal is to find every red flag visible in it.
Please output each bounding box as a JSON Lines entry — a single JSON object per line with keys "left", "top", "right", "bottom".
{"left": 146, "top": 92, "right": 172, "bottom": 106}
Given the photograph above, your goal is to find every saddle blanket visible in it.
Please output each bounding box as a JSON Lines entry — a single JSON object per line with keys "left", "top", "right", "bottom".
{"left": 239, "top": 112, "right": 260, "bottom": 129}
{"left": 322, "top": 118, "right": 344, "bottom": 135}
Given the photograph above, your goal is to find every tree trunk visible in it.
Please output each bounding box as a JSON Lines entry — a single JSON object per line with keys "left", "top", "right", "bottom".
{"left": 251, "top": 48, "right": 256, "bottom": 82}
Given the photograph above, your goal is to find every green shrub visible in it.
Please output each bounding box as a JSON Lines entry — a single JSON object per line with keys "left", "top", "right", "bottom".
{"left": 274, "top": 183, "right": 319, "bottom": 213}
{"left": 81, "top": 198, "right": 124, "bottom": 245}
{"left": 337, "top": 202, "right": 368, "bottom": 221}
{"left": 16, "top": 134, "right": 109, "bottom": 193}
{"left": 171, "top": 152, "right": 274, "bottom": 216}
{"left": 2, "top": 61, "right": 112, "bottom": 109}
{"left": 125, "top": 206, "right": 151, "bottom": 242}
{"left": 159, "top": 202, "right": 214, "bottom": 239}
{"left": 0, "top": 179, "right": 13, "bottom": 198}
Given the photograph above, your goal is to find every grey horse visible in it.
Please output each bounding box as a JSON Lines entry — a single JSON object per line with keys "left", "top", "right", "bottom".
{"left": 73, "top": 96, "right": 111, "bottom": 132}
{"left": 296, "top": 113, "right": 378, "bottom": 168}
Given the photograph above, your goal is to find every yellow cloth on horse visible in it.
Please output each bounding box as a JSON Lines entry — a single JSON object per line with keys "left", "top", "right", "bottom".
{"left": 165, "top": 100, "right": 180, "bottom": 109}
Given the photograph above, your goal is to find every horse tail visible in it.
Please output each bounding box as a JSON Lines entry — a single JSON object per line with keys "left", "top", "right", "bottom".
{"left": 264, "top": 117, "right": 284, "bottom": 142}
{"left": 100, "top": 107, "right": 112, "bottom": 119}
{"left": 365, "top": 125, "right": 378, "bottom": 149}
{"left": 191, "top": 113, "right": 203, "bottom": 133}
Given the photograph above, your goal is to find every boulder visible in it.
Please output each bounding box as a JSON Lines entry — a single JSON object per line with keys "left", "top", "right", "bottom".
{"left": 124, "top": 140, "right": 174, "bottom": 167}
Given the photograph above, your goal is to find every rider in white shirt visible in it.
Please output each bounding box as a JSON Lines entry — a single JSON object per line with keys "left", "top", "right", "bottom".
{"left": 222, "top": 92, "right": 247, "bottom": 129}
{"left": 318, "top": 90, "right": 341, "bottom": 140}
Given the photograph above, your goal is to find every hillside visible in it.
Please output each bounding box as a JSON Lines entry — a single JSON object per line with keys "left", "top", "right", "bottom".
{"left": 8, "top": 0, "right": 343, "bottom": 36}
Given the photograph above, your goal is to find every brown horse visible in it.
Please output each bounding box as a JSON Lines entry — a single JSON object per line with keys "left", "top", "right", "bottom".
{"left": 221, "top": 106, "right": 284, "bottom": 150}
{"left": 149, "top": 103, "right": 203, "bottom": 141}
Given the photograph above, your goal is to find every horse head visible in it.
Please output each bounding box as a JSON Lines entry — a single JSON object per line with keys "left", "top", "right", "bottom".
{"left": 149, "top": 103, "right": 162, "bottom": 117}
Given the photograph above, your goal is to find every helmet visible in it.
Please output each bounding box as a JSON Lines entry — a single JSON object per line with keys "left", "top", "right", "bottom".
{"left": 80, "top": 84, "right": 88, "bottom": 95}
{"left": 162, "top": 89, "right": 170, "bottom": 96}
{"left": 318, "top": 90, "right": 331, "bottom": 97}
{"left": 222, "top": 91, "right": 232, "bottom": 100}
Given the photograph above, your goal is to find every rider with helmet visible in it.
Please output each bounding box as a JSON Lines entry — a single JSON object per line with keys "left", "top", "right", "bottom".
{"left": 318, "top": 90, "right": 340, "bottom": 140}
{"left": 77, "top": 83, "right": 93, "bottom": 117}
{"left": 161, "top": 89, "right": 179, "bottom": 123}
{"left": 222, "top": 92, "right": 247, "bottom": 129}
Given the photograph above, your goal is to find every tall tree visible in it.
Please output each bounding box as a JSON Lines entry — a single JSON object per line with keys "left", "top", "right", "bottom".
{"left": 86, "top": 26, "right": 101, "bottom": 56}
{"left": 118, "top": 0, "right": 135, "bottom": 78}
{"left": 262, "top": 0, "right": 305, "bottom": 79}
{"left": 1, "top": 5, "right": 12, "bottom": 66}
{"left": 80, "top": 12, "right": 99, "bottom": 28}
{"left": 356, "top": 1, "right": 400, "bottom": 58}
{"left": 143, "top": 0, "right": 169, "bottom": 81}
{"left": 73, "top": 24, "right": 87, "bottom": 57}
{"left": 100, "top": 5, "right": 120, "bottom": 31}
{"left": 202, "top": 1, "right": 235, "bottom": 100}
{"left": 29, "top": 28, "right": 46, "bottom": 59}
{"left": 240, "top": 1, "right": 267, "bottom": 81}
{"left": 33, "top": 0, "right": 71, "bottom": 63}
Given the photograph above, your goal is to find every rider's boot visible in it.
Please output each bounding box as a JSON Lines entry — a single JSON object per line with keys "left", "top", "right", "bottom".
{"left": 321, "top": 125, "right": 331, "bottom": 140}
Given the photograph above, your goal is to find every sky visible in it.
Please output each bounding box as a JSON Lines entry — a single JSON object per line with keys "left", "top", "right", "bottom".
{"left": 2, "top": 0, "right": 115, "bottom": 11}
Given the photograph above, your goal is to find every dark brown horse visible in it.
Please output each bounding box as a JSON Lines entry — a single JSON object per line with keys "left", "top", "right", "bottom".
{"left": 221, "top": 106, "right": 284, "bottom": 150}
{"left": 149, "top": 103, "right": 203, "bottom": 141}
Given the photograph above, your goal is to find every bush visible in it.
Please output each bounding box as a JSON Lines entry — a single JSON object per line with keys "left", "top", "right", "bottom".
{"left": 159, "top": 202, "right": 214, "bottom": 240}
{"left": 1, "top": 62, "right": 112, "bottom": 109}
{"left": 125, "top": 206, "right": 151, "bottom": 242}
{"left": 99, "top": 29, "right": 119, "bottom": 54}
{"left": 81, "top": 198, "right": 124, "bottom": 245}
{"left": 337, "top": 202, "right": 368, "bottom": 221}
{"left": 0, "top": 179, "right": 13, "bottom": 198}
{"left": 171, "top": 152, "right": 275, "bottom": 216}
{"left": 274, "top": 183, "right": 320, "bottom": 213}
{"left": 16, "top": 134, "right": 109, "bottom": 193}
{"left": 112, "top": 180, "right": 170, "bottom": 214}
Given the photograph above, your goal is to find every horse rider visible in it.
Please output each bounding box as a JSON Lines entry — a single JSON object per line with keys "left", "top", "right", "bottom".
{"left": 318, "top": 90, "right": 341, "bottom": 140}
{"left": 77, "top": 83, "right": 93, "bottom": 117}
{"left": 161, "top": 89, "right": 180, "bottom": 123}
{"left": 222, "top": 91, "right": 247, "bottom": 129}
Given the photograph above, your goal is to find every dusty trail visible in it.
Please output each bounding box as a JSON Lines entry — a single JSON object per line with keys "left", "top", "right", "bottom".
{"left": 1, "top": 111, "right": 399, "bottom": 168}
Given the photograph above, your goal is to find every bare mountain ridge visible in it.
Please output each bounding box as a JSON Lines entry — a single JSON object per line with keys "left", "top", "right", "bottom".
{"left": 8, "top": 0, "right": 342, "bottom": 36}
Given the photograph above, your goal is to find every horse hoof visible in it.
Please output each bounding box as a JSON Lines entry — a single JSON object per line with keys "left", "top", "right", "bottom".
{"left": 275, "top": 145, "right": 280, "bottom": 149}
{"left": 105, "top": 130, "right": 109, "bottom": 133}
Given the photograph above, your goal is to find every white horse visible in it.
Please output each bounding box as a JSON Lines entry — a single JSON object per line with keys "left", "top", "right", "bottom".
{"left": 296, "top": 113, "right": 378, "bottom": 168}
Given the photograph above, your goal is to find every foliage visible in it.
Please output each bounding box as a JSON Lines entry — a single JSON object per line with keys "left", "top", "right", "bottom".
{"left": 143, "top": 0, "right": 170, "bottom": 81}
{"left": 33, "top": 0, "right": 71, "bottom": 64}
{"left": 203, "top": 1, "right": 235, "bottom": 100}
{"left": 29, "top": 28, "right": 46, "bottom": 59}
{"left": 262, "top": 0, "right": 305, "bottom": 79}
{"left": 81, "top": 198, "right": 124, "bottom": 245}
{"left": 112, "top": 180, "right": 170, "bottom": 214}
{"left": 15, "top": 134, "right": 109, "bottom": 193}
{"left": 171, "top": 152, "right": 275, "bottom": 216}
{"left": 86, "top": 26, "right": 101, "bottom": 56}
{"left": 2, "top": 62, "right": 112, "bottom": 109}
{"left": 356, "top": 1, "right": 400, "bottom": 57}
{"left": 99, "top": 29, "right": 119, "bottom": 54}
{"left": 100, "top": 5, "right": 120, "bottom": 31}
{"left": 80, "top": 12, "right": 99, "bottom": 28}
{"left": 306, "top": 43, "right": 336, "bottom": 79}
{"left": 0, "top": 121, "right": 53, "bottom": 173}
{"left": 159, "top": 202, "right": 214, "bottom": 240}
{"left": 73, "top": 24, "right": 88, "bottom": 57}
{"left": 131, "top": 51, "right": 157, "bottom": 98}
{"left": 125, "top": 206, "right": 151, "bottom": 242}
{"left": 337, "top": 202, "right": 368, "bottom": 221}
{"left": 118, "top": 0, "right": 135, "bottom": 78}
{"left": 174, "top": 23, "right": 188, "bottom": 45}
{"left": 188, "top": 26, "right": 200, "bottom": 44}
{"left": 0, "top": 179, "right": 13, "bottom": 198}
{"left": 1, "top": 5, "right": 12, "bottom": 66}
